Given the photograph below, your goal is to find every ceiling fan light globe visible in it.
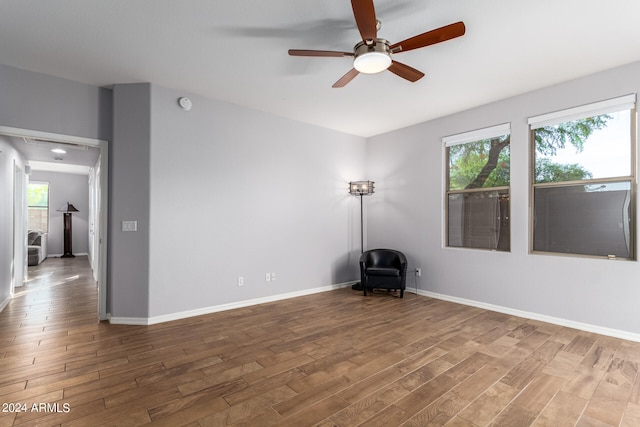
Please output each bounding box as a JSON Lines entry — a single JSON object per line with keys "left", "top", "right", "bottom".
{"left": 353, "top": 39, "right": 392, "bottom": 74}
{"left": 354, "top": 52, "right": 391, "bottom": 74}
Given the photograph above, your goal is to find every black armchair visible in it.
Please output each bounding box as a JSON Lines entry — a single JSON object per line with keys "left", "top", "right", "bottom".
{"left": 359, "top": 249, "right": 408, "bottom": 298}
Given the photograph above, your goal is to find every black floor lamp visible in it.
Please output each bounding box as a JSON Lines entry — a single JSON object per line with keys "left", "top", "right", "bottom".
{"left": 58, "top": 202, "right": 79, "bottom": 258}
{"left": 349, "top": 180, "right": 375, "bottom": 290}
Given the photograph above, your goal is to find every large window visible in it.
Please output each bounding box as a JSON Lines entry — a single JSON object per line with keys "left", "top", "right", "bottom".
{"left": 28, "top": 181, "right": 49, "bottom": 232}
{"left": 529, "top": 95, "right": 636, "bottom": 259}
{"left": 445, "top": 123, "right": 511, "bottom": 251}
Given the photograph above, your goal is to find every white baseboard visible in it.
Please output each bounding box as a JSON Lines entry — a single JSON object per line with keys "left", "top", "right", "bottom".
{"left": 107, "top": 315, "right": 148, "bottom": 326}
{"left": 418, "top": 289, "right": 640, "bottom": 343}
{"left": 109, "top": 281, "right": 356, "bottom": 326}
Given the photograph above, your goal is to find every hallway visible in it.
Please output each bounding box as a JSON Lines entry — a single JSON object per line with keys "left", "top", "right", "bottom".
{"left": 10, "top": 256, "right": 97, "bottom": 325}
{"left": 0, "top": 256, "right": 102, "bottom": 426}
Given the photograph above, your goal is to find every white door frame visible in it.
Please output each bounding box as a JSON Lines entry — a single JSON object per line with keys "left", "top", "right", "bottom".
{"left": 12, "top": 161, "right": 25, "bottom": 295}
{"left": 0, "top": 126, "right": 109, "bottom": 320}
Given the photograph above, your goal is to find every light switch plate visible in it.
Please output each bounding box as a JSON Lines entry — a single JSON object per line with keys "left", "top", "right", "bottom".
{"left": 122, "top": 220, "right": 137, "bottom": 232}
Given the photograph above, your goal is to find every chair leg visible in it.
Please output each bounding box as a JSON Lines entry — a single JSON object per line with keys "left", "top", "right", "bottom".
{"left": 400, "top": 289, "right": 404, "bottom": 298}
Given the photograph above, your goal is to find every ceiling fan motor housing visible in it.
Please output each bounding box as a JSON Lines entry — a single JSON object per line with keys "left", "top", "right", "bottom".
{"left": 353, "top": 39, "right": 391, "bottom": 74}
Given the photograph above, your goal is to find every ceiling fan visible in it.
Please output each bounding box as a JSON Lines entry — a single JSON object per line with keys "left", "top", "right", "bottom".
{"left": 288, "top": 0, "right": 465, "bottom": 88}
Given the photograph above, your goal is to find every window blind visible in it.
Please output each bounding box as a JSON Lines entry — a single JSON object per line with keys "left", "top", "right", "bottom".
{"left": 443, "top": 123, "right": 511, "bottom": 147}
{"left": 528, "top": 94, "right": 636, "bottom": 130}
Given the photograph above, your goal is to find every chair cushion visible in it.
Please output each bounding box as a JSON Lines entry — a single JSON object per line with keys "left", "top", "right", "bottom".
{"left": 28, "top": 231, "right": 40, "bottom": 245}
{"left": 365, "top": 267, "right": 400, "bottom": 277}
{"left": 366, "top": 250, "right": 402, "bottom": 268}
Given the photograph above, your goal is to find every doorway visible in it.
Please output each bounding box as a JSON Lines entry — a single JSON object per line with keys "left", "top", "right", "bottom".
{"left": 0, "top": 125, "right": 109, "bottom": 320}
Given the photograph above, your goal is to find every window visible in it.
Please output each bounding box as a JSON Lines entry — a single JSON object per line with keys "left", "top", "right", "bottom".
{"left": 445, "top": 123, "right": 511, "bottom": 251}
{"left": 529, "top": 94, "right": 636, "bottom": 259}
{"left": 28, "top": 181, "right": 49, "bottom": 232}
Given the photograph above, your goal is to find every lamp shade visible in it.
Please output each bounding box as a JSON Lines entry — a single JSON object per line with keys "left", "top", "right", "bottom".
{"left": 349, "top": 181, "right": 375, "bottom": 196}
{"left": 57, "top": 202, "right": 79, "bottom": 213}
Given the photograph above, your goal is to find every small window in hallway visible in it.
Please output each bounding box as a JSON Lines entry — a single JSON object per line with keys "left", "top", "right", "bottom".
{"left": 28, "top": 181, "right": 49, "bottom": 232}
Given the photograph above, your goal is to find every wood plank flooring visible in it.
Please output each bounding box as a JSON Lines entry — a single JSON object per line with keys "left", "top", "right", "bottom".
{"left": 2, "top": 257, "right": 640, "bottom": 426}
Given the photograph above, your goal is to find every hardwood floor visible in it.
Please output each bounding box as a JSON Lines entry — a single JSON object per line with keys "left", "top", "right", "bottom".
{"left": 2, "top": 257, "right": 640, "bottom": 426}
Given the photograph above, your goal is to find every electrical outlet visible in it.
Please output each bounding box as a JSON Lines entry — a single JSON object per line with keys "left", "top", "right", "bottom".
{"left": 415, "top": 268, "right": 422, "bottom": 277}
{"left": 238, "top": 276, "right": 244, "bottom": 287}
{"left": 265, "top": 273, "right": 271, "bottom": 282}
{"left": 271, "top": 272, "right": 276, "bottom": 281}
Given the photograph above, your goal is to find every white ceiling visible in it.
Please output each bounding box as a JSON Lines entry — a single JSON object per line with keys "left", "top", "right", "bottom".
{"left": 1, "top": 0, "right": 640, "bottom": 138}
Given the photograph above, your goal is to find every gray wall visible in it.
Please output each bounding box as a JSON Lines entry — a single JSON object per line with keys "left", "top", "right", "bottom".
{"left": 366, "top": 60, "right": 640, "bottom": 335}
{"left": 109, "top": 83, "right": 366, "bottom": 321}
{"left": 29, "top": 170, "right": 90, "bottom": 256}
{"left": 146, "top": 85, "right": 366, "bottom": 318}
{"left": 0, "top": 64, "right": 111, "bottom": 140}
{"left": 109, "top": 83, "right": 151, "bottom": 319}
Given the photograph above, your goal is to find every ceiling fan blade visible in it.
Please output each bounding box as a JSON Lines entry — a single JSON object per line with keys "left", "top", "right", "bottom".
{"left": 388, "top": 61, "right": 425, "bottom": 82}
{"left": 390, "top": 21, "right": 465, "bottom": 53}
{"left": 351, "top": 0, "right": 377, "bottom": 42}
{"left": 332, "top": 68, "right": 360, "bottom": 88}
{"left": 288, "top": 49, "right": 354, "bottom": 57}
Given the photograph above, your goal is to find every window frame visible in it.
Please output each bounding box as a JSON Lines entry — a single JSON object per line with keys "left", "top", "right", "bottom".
{"left": 444, "top": 123, "right": 511, "bottom": 252}
{"left": 528, "top": 96, "right": 637, "bottom": 260}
